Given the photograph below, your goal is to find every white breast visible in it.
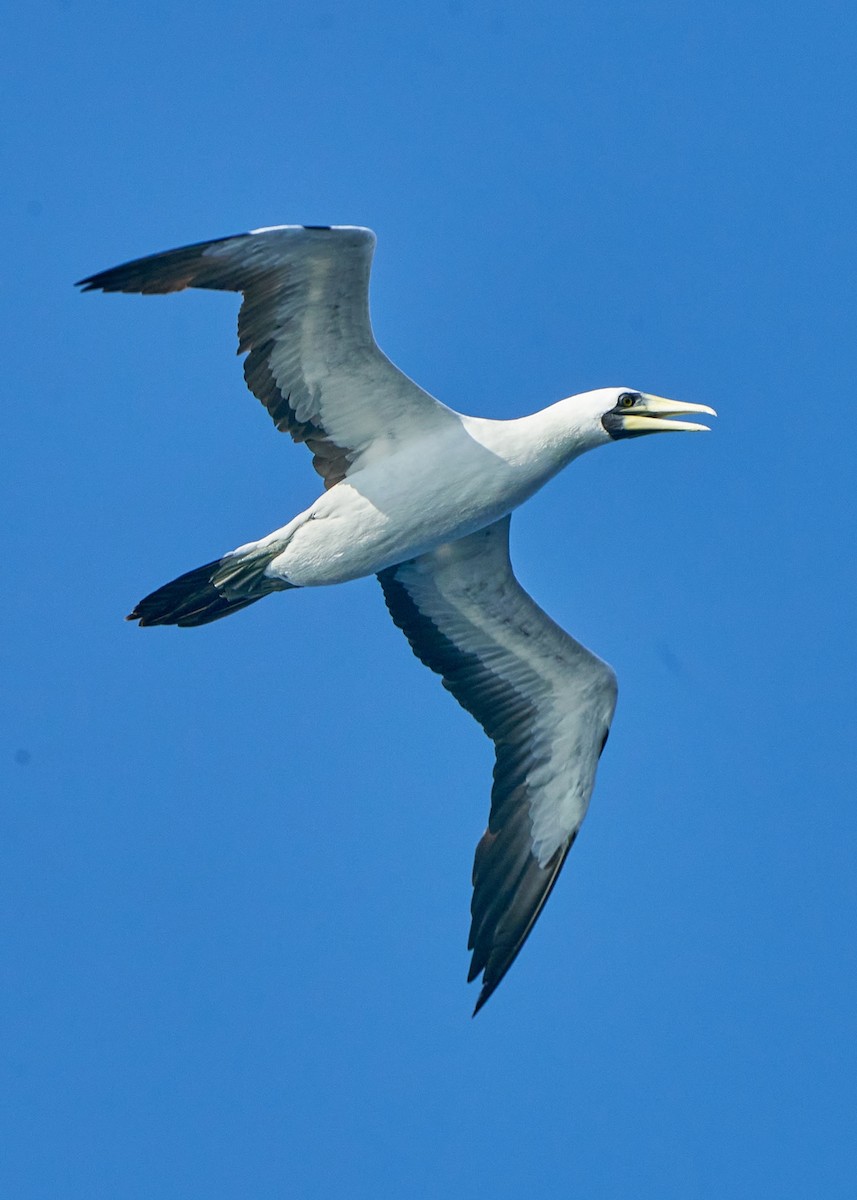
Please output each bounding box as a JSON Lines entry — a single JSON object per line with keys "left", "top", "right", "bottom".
{"left": 272, "top": 418, "right": 573, "bottom": 587}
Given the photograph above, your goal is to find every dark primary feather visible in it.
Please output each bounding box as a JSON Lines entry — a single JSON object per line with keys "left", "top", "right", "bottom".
{"left": 76, "top": 233, "right": 246, "bottom": 294}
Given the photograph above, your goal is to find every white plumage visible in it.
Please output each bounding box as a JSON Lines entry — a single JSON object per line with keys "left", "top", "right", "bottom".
{"left": 78, "top": 224, "right": 715, "bottom": 1013}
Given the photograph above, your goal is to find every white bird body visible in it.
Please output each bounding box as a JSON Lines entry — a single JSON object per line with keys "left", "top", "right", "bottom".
{"left": 251, "top": 400, "right": 612, "bottom": 587}
{"left": 77, "top": 225, "right": 714, "bottom": 1013}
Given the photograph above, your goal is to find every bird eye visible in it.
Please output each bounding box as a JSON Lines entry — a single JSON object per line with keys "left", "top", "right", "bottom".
{"left": 618, "top": 392, "right": 638, "bottom": 408}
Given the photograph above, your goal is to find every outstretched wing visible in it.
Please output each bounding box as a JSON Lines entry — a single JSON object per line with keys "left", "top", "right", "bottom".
{"left": 77, "top": 225, "right": 457, "bottom": 488}
{"left": 378, "top": 517, "right": 618, "bottom": 1014}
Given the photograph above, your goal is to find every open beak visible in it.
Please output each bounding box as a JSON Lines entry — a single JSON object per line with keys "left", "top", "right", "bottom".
{"left": 620, "top": 393, "right": 717, "bottom": 435}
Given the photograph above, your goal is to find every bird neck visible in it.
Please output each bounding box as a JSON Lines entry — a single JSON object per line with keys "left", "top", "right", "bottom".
{"left": 513, "top": 395, "right": 610, "bottom": 470}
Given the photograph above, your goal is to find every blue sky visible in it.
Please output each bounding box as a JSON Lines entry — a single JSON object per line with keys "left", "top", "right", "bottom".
{"left": 2, "top": 1, "right": 856, "bottom": 1197}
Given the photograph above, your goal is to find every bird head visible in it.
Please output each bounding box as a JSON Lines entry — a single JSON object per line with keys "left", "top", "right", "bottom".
{"left": 599, "top": 389, "right": 716, "bottom": 438}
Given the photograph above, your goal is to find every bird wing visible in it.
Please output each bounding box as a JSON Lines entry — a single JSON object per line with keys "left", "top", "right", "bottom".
{"left": 77, "top": 225, "right": 457, "bottom": 488}
{"left": 378, "top": 516, "right": 618, "bottom": 1013}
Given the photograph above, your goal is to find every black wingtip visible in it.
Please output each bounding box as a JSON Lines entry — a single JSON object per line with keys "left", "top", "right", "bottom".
{"left": 75, "top": 268, "right": 130, "bottom": 293}
{"left": 471, "top": 987, "right": 493, "bottom": 1018}
{"left": 73, "top": 231, "right": 251, "bottom": 295}
{"left": 470, "top": 962, "right": 508, "bottom": 1015}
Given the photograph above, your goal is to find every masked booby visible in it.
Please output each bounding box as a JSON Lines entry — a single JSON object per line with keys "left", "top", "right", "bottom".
{"left": 77, "top": 225, "right": 715, "bottom": 1014}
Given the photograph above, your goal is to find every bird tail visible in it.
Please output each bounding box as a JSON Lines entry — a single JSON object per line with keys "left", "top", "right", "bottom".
{"left": 127, "top": 543, "right": 295, "bottom": 627}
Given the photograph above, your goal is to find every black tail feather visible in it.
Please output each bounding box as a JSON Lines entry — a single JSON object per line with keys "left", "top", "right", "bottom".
{"left": 127, "top": 557, "right": 287, "bottom": 627}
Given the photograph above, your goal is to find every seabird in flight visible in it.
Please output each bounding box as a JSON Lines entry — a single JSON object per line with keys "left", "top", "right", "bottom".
{"left": 77, "top": 225, "right": 715, "bottom": 1014}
